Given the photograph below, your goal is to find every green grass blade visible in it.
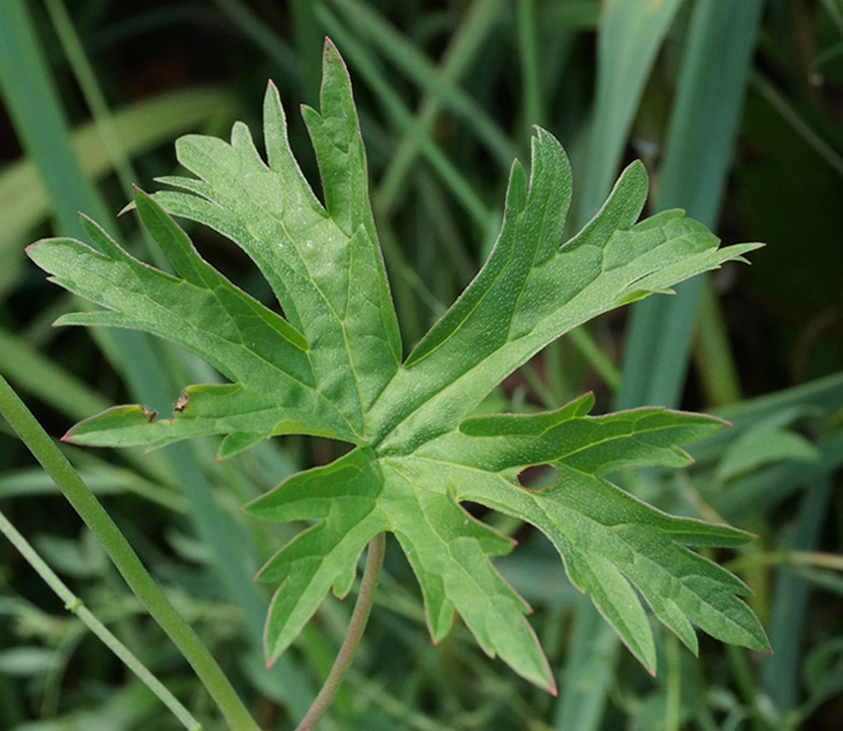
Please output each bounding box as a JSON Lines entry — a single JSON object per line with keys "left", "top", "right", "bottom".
{"left": 553, "top": 597, "right": 620, "bottom": 729}
{"left": 0, "top": 326, "right": 110, "bottom": 421}
{"left": 376, "top": 0, "right": 505, "bottom": 212}
{"left": 43, "top": 0, "right": 144, "bottom": 204}
{"left": 0, "top": 0, "right": 111, "bottom": 240}
{"left": 290, "top": 0, "right": 323, "bottom": 105}
{"left": 692, "top": 371, "right": 843, "bottom": 465}
{"left": 0, "top": 374, "right": 261, "bottom": 731}
{"left": 328, "top": 0, "right": 518, "bottom": 170}
{"left": 760, "top": 474, "right": 833, "bottom": 715}
{"left": 518, "top": 0, "right": 544, "bottom": 131}
{"left": 212, "top": 0, "right": 301, "bottom": 82}
{"left": 694, "top": 278, "right": 743, "bottom": 406}
{"left": 616, "top": 0, "right": 764, "bottom": 411}
{"left": 0, "top": 86, "right": 237, "bottom": 259}
{"left": 580, "top": 0, "right": 684, "bottom": 221}
{"left": 750, "top": 70, "right": 843, "bottom": 181}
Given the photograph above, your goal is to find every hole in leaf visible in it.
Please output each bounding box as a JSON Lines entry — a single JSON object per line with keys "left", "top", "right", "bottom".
{"left": 460, "top": 501, "right": 489, "bottom": 519}
{"left": 517, "top": 464, "right": 560, "bottom": 491}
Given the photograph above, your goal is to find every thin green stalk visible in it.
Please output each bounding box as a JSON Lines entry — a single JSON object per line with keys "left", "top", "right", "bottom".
{"left": 295, "top": 533, "right": 387, "bottom": 731}
{"left": 377, "top": 0, "right": 504, "bottom": 212}
{"left": 750, "top": 70, "right": 843, "bottom": 180}
{"left": 328, "top": 0, "right": 518, "bottom": 169}
{"left": 0, "top": 507, "right": 202, "bottom": 731}
{"left": 0, "top": 374, "right": 260, "bottom": 731}
{"left": 568, "top": 326, "right": 621, "bottom": 391}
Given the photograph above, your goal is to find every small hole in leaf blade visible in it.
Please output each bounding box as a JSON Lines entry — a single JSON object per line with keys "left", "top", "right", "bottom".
{"left": 517, "top": 465, "right": 560, "bottom": 491}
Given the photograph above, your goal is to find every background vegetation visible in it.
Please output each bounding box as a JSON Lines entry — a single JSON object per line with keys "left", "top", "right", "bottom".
{"left": 1, "top": 0, "right": 842, "bottom": 729}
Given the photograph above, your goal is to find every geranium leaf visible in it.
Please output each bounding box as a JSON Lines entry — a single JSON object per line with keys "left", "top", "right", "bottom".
{"left": 27, "top": 39, "right": 768, "bottom": 688}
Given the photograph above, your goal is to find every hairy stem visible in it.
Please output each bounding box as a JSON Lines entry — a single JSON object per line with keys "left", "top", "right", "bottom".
{"left": 295, "top": 532, "right": 387, "bottom": 731}
{"left": 0, "top": 374, "right": 260, "bottom": 731}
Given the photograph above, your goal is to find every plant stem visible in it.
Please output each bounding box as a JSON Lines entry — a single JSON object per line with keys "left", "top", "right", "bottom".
{"left": 295, "top": 532, "right": 387, "bottom": 731}
{"left": 0, "top": 374, "right": 260, "bottom": 731}
{"left": 0, "top": 507, "right": 202, "bottom": 730}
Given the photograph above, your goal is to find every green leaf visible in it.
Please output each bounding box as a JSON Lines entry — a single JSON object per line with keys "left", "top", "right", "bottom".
{"left": 27, "top": 39, "right": 768, "bottom": 689}
{"left": 416, "top": 399, "right": 768, "bottom": 670}
{"left": 717, "top": 425, "right": 820, "bottom": 482}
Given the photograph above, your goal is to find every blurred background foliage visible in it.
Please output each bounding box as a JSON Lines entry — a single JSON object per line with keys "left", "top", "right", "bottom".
{"left": 0, "top": 0, "right": 842, "bottom": 729}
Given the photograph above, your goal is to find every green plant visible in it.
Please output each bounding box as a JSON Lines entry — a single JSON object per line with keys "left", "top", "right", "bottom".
{"left": 23, "top": 40, "right": 769, "bottom": 726}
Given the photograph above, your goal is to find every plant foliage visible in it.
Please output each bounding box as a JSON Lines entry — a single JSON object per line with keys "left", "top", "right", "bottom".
{"left": 27, "top": 41, "right": 768, "bottom": 691}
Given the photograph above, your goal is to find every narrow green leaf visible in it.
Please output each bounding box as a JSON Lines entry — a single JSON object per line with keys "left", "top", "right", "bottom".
{"left": 617, "top": 0, "right": 765, "bottom": 411}
{"left": 581, "top": 0, "right": 685, "bottom": 219}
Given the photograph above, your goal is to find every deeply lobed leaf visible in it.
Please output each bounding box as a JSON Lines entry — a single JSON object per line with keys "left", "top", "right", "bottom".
{"left": 27, "top": 39, "right": 768, "bottom": 689}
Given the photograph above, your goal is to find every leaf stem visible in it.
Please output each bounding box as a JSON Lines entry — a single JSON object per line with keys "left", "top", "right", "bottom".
{"left": 0, "top": 507, "right": 202, "bottom": 731}
{"left": 0, "top": 374, "right": 260, "bottom": 731}
{"left": 295, "top": 532, "right": 386, "bottom": 731}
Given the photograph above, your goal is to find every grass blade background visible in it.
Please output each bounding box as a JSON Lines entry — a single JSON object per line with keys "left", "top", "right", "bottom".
{"left": 617, "top": 0, "right": 766, "bottom": 411}
{"left": 578, "top": 0, "right": 684, "bottom": 221}
{"left": 0, "top": 0, "right": 312, "bottom": 719}
{"left": 0, "top": 0, "right": 111, "bottom": 240}
{"left": 0, "top": 87, "right": 237, "bottom": 285}
{"left": 760, "top": 473, "right": 833, "bottom": 717}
